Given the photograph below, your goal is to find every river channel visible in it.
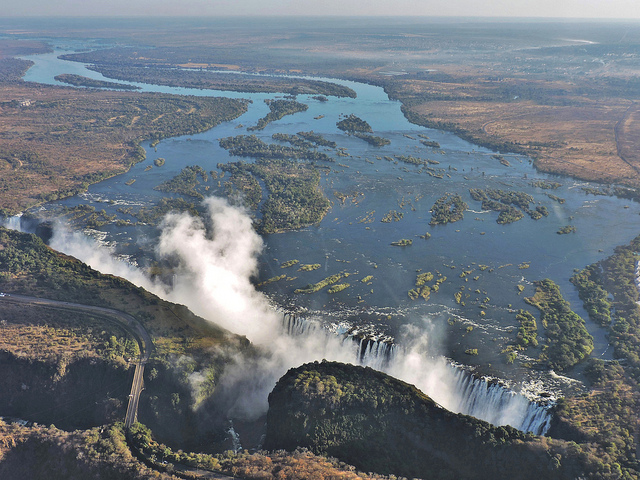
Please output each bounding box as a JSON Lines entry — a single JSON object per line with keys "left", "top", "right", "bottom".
{"left": 15, "top": 40, "right": 640, "bottom": 386}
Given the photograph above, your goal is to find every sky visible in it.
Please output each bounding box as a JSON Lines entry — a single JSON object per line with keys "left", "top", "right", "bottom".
{"left": 4, "top": 0, "right": 640, "bottom": 19}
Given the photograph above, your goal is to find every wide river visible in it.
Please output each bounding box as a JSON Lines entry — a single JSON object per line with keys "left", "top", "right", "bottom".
{"left": 17, "top": 40, "right": 640, "bottom": 386}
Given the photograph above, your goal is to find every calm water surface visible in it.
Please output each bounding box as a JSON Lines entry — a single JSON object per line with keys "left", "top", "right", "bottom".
{"left": 19, "top": 42, "right": 640, "bottom": 379}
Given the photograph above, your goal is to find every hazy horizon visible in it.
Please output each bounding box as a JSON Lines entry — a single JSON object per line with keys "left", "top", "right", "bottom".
{"left": 4, "top": 0, "right": 640, "bottom": 20}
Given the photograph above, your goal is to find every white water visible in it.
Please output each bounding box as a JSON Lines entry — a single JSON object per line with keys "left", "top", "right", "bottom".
{"left": 2, "top": 215, "right": 23, "bottom": 231}
{"left": 282, "top": 314, "right": 551, "bottom": 435}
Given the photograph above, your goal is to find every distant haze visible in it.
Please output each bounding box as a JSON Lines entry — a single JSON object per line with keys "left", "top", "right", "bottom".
{"left": 4, "top": 0, "right": 640, "bottom": 19}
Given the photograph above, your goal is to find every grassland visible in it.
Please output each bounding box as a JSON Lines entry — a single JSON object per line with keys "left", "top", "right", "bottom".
{"left": 19, "top": 20, "right": 640, "bottom": 187}
{"left": 0, "top": 63, "right": 247, "bottom": 215}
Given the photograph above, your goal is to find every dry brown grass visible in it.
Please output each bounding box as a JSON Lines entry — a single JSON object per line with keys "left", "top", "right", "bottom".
{"left": 0, "top": 82, "right": 245, "bottom": 214}
{"left": 383, "top": 73, "right": 640, "bottom": 186}
{"left": 0, "top": 302, "right": 123, "bottom": 361}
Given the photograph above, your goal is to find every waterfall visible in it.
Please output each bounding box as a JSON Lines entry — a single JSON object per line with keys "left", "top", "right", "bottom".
{"left": 283, "top": 312, "right": 320, "bottom": 336}
{"left": 282, "top": 313, "right": 395, "bottom": 369}
{"left": 355, "top": 337, "right": 396, "bottom": 370}
{"left": 443, "top": 368, "right": 551, "bottom": 435}
{"left": 2, "top": 214, "right": 23, "bottom": 231}
{"left": 227, "top": 421, "right": 242, "bottom": 453}
{"left": 280, "top": 312, "right": 552, "bottom": 435}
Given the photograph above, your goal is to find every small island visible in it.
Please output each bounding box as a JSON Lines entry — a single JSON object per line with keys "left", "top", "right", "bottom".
{"left": 557, "top": 225, "right": 577, "bottom": 234}
{"left": 430, "top": 193, "right": 467, "bottom": 225}
{"left": 353, "top": 132, "right": 391, "bottom": 146}
{"left": 54, "top": 73, "right": 140, "bottom": 90}
{"left": 390, "top": 238, "right": 412, "bottom": 246}
{"left": 219, "top": 134, "right": 333, "bottom": 162}
{"left": 336, "top": 114, "right": 372, "bottom": 133}
{"left": 296, "top": 130, "right": 337, "bottom": 148}
{"left": 248, "top": 99, "right": 309, "bottom": 131}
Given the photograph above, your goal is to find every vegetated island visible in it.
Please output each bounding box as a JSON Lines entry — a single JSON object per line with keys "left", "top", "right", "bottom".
{"left": 525, "top": 279, "right": 594, "bottom": 371}
{"left": 219, "top": 134, "right": 333, "bottom": 162}
{"left": 60, "top": 61, "right": 358, "bottom": 97}
{"left": 429, "top": 193, "right": 467, "bottom": 225}
{"left": 264, "top": 361, "right": 594, "bottom": 479}
{"left": 248, "top": 99, "right": 309, "bottom": 131}
{"left": 407, "top": 271, "right": 446, "bottom": 302}
{"left": 470, "top": 188, "right": 549, "bottom": 224}
{"left": 390, "top": 238, "right": 412, "bottom": 246}
{"left": 297, "top": 130, "right": 337, "bottom": 148}
{"left": 353, "top": 132, "right": 390, "bottom": 146}
{"left": 155, "top": 165, "right": 209, "bottom": 199}
{"left": 54, "top": 73, "right": 140, "bottom": 90}
{"left": 336, "top": 114, "right": 372, "bottom": 133}
{"left": 219, "top": 158, "right": 330, "bottom": 234}
{"left": 557, "top": 225, "right": 577, "bottom": 235}
{"left": 272, "top": 132, "right": 316, "bottom": 149}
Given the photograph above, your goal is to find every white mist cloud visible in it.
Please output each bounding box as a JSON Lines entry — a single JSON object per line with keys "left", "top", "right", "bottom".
{"left": 49, "top": 225, "right": 159, "bottom": 293}
{"left": 155, "top": 197, "right": 279, "bottom": 342}
{"left": 13, "top": 197, "right": 547, "bottom": 431}
{"left": 39, "top": 198, "right": 362, "bottom": 419}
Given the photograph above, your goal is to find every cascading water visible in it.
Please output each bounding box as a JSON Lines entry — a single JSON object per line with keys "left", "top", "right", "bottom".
{"left": 281, "top": 313, "right": 552, "bottom": 435}
{"left": 443, "top": 368, "right": 551, "bottom": 435}
{"left": 1, "top": 214, "right": 23, "bottom": 231}
{"left": 355, "top": 337, "right": 396, "bottom": 369}
{"left": 227, "top": 420, "right": 242, "bottom": 453}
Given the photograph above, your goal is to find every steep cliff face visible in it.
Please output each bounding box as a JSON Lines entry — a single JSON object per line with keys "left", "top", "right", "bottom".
{"left": 265, "top": 361, "right": 586, "bottom": 480}
{"left": 0, "top": 351, "right": 131, "bottom": 430}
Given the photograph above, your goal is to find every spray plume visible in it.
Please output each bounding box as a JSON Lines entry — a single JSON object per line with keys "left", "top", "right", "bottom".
{"left": 3, "top": 198, "right": 550, "bottom": 432}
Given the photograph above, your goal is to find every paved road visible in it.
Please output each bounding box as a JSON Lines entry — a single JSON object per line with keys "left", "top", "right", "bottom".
{"left": 0, "top": 293, "right": 153, "bottom": 429}
{"left": 0, "top": 293, "right": 239, "bottom": 479}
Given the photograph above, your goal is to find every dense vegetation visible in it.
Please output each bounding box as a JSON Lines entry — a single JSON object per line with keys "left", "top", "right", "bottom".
{"left": 1, "top": 419, "right": 387, "bottom": 480}
{"left": 407, "top": 271, "right": 445, "bottom": 302}
{"left": 296, "top": 131, "right": 337, "bottom": 148}
{"left": 219, "top": 159, "right": 331, "bottom": 233}
{"left": 74, "top": 63, "right": 357, "bottom": 97}
{"left": 570, "top": 265, "right": 612, "bottom": 328}
{"left": 571, "top": 234, "right": 640, "bottom": 382}
{"left": 557, "top": 225, "right": 577, "bottom": 235}
{"left": 0, "top": 421, "right": 177, "bottom": 480}
{"left": 155, "top": 165, "right": 209, "bottom": 199}
{"left": 515, "top": 309, "right": 539, "bottom": 349}
{"left": 223, "top": 168, "right": 262, "bottom": 209}
{"left": 272, "top": 133, "right": 316, "bottom": 149}
{"left": 336, "top": 114, "right": 372, "bottom": 133}
{"left": 0, "top": 57, "right": 34, "bottom": 82}
{"left": 531, "top": 180, "right": 562, "bottom": 189}
{"left": 420, "top": 139, "right": 440, "bottom": 148}
{"left": 219, "top": 134, "right": 333, "bottom": 162}
{"left": 469, "top": 188, "right": 547, "bottom": 223}
{"left": 429, "top": 193, "right": 467, "bottom": 225}
{"left": 525, "top": 279, "right": 594, "bottom": 370}
{"left": 248, "top": 99, "right": 309, "bottom": 131}
{"left": 551, "top": 360, "right": 640, "bottom": 479}
{"left": 352, "top": 132, "right": 390, "bottom": 146}
{"left": 54, "top": 73, "right": 140, "bottom": 90}
{"left": 265, "top": 361, "right": 593, "bottom": 479}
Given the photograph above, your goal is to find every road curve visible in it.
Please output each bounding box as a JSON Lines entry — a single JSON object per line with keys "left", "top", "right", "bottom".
{"left": 0, "top": 293, "right": 239, "bottom": 479}
{"left": 0, "top": 293, "right": 153, "bottom": 428}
